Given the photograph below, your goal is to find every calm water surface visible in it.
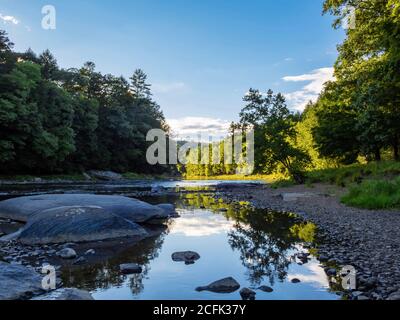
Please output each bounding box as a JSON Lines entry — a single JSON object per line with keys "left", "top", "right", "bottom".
{"left": 0, "top": 180, "right": 339, "bottom": 300}
{"left": 61, "top": 189, "right": 338, "bottom": 300}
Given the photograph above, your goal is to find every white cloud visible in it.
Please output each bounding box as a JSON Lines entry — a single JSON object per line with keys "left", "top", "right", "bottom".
{"left": 167, "top": 116, "right": 231, "bottom": 141}
{"left": 170, "top": 211, "right": 234, "bottom": 237}
{"left": 0, "top": 14, "right": 19, "bottom": 25}
{"left": 152, "top": 82, "right": 186, "bottom": 94}
{"left": 284, "top": 57, "right": 294, "bottom": 62}
{"left": 283, "top": 67, "right": 335, "bottom": 111}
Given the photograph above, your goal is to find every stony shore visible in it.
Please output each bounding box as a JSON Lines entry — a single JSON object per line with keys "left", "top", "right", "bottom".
{"left": 213, "top": 183, "right": 400, "bottom": 300}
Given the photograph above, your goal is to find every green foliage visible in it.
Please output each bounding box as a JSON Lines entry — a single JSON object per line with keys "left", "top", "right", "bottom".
{"left": 341, "top": 177, "right": 400, "bottom": 209}
{"left": 0, "top": 30, "right": 168, "bottom": 175}
{"left": 239, "top": 89, "right": 310, "bottom": 183}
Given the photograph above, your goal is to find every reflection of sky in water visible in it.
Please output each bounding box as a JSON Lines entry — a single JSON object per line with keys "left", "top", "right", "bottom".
{"left": 169, "top": 211, "right": 234, "bottom": 237}
{"left": 92, "top": 209, "right": 338, "bottom": 300}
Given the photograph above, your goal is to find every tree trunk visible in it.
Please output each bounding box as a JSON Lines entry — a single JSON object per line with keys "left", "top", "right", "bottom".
{"left": 393, "top": 140, "right": 399, "bottom": 161}
{"left": 374, "top": 149, "right": 381, "bottom": 162}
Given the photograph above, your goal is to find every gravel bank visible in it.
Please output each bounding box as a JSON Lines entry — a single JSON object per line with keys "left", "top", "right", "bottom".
{"left": 214, "top": 183, "right": 400, "bottom": 300}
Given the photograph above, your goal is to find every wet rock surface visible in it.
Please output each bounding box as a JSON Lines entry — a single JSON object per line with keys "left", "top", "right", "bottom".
{"left": 214, "top": 183, "right": 400, "bottom": 300}
{"left": 119, "top": 263, "right": 143, "bottom": 274}
{"left": 196, "top": 277, "right": 240, "bottom": 293}
{"left": 17, "top": 206, "right": 148, "bottom": 245}
{"left": 0, "top": 261, "right": 44, "bottom": 300}
{"left": 0, "top": 194, "right": 168, "bottom": 223}
{"left": 32, "top": 288, "right": 94, "bottom": 300}
{"left": 172, "top": 251, "right": 200, "bottom": 264}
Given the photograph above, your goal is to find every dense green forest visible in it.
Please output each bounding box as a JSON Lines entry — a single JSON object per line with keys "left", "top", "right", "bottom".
{"left": 180, "top": 0, "right": 400, "bottom": 182}
{"left": 0, "top": 30, "right": 168, "bottom": 175}
{"left": 1, "top": 0, "right": 399, "bottom": 180}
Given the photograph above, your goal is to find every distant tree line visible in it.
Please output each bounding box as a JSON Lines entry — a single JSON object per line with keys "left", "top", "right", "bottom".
{"left": 180, "top": 0, "right": 400, "bottom": 182}
{"left": 0, "top": 30, "right": 169, "bottom": 175}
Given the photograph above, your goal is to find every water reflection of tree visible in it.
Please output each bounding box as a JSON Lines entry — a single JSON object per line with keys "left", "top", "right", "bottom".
{"left": 228, "top": 209, "right": 316, "bottom": 286}
{"left": 61, "top": 226, "right": 168, "bottom": 296}
{"left": 176, "top": 191, "right": 316, "bottom": 287}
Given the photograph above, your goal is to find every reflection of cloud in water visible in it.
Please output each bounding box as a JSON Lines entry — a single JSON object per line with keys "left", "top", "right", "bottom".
{"left": 170, "top": 211, "right": 234, "bottom": 237}
{"left": 288, "top": 261, "right": 330, "bottom": 288}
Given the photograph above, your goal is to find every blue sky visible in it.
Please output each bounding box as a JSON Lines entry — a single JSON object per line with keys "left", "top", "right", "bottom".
{"left": 1, "top": 0, "right": 344, "bottom": 139}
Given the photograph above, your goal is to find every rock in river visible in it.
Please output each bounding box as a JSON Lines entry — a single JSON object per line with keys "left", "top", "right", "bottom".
{"left": 240, "top": 288, "right": 256, "bottom": 300}
{"left": 32, "top": 288, "right": 94, "bottom": 300}
{"left": 0, "top": 262, "right": 44, "bottom": 300}
{"left": 57, "top": 248, "right": 77, "bottom": 259}
{"left": 258, "top": 285, "right": 274, "bottom": 293}
{"left": 120, "top": 263, "right": 142, "bottom": 274}
{"left": 196, "top": 277, "right": 240, "bottom": 293}
{"left": 0, "top": 194, "right": 169, "bottom": 223}
{"left": 17, "top": 206, "right": 149, "bottom": 245}
{"left": 172, "top": 251, "right": 200, "bottom": 264}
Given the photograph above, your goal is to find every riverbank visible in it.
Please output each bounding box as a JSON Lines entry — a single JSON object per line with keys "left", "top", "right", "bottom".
{"left": 213, "top": 182, "right": 400, "bottom": 300}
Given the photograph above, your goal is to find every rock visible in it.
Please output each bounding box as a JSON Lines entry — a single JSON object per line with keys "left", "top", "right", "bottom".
{"left": 151, "top": 185, "right": 166, "bottom": 193}
{"left": 57, "top": 248, "right": 77, "bottom": 259}
{"left": 17, "top": 206, "right": 148, "bottom": 245}
{"left": 258, "top": 285, "right": 273, "bottom": 293}
{"left": 357, "top": 295, "right": 370, "bottom": 301}
{"left": 291, "top": 278, "right": 301, "bottom": 283}
{"left": 73, "top": 257, "right": 87, "bottom": 265}
{"left": 156, "top": 204, "right": 179, "bottom": 218}
{"left": 0, "top": 194, "right": 167, "bottom": 223}
{"left": 387, "top": 291, "right": 400, "bottom": 300}
{"left": 120, "top": 263, "right": 142, "bottom": 274}
{"left": 33, "top": 177, "right": 42, "bottom": 183}
{"left": 172, "top": 251, "right": 200, "bottom": 265}
{"left": 88, "top": 170, "right": 122, "bottom": 181}
{"left": 240, "top": 288, "right": 256, "bottom": 300}
{"left": 218, "top": 208, "right": 228, "bottom": 212}
{"left": 326, "top": 268, "right": 337, "bottom": 276}
{"left": 0, "top": 262, "right": 44, "bottom": 300}
{"left": 318, "top": 255, "right": 329, "bottom": 262}
{"left": 32, "top": 288, "right": 94, "bottom": 300}
{"left": 82, "top": 172, "right": 92, "bottom": 181}
{"left": 196, "top": 277, "right": 240, "bottom": 293}
{"left": 84, "top": 249, "right": 95, "bottom": 255}
{"left": 280, "top": 192, "right": 314, "bottom": 202}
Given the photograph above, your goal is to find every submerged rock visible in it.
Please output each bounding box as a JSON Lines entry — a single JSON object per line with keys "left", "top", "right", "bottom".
{"left": 258, "top": 285, "right": 274, "bottom": 293}
{"left": 240, "top": 288, "right": 256, "bottom": 300}
{"left": 172, "top": 251, "right": 200, "bottom": 265}
{"left": 32, "top": 288, "right": 94, "bottom": 300}
{"left": 57, "top": 248, "right": 77, "bottom": 259}
{"left": 119, "top": 263, "right": 142, "bottom": 274}
{"left": 17, "top": 206, "right": 148, "bottom": 245}
{"left": 196, "top": 277, "right": 240, "bottom": 293}
{"left": 0, "top": 194, "right": 168, "bottom": 223}
{"left": 0, "top": 262, "right": 44, "bottom": 300}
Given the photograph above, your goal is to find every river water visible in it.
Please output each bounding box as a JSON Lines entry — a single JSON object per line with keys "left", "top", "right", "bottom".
{"left": 0, "top": 180, "right": 340, "bottom": 300}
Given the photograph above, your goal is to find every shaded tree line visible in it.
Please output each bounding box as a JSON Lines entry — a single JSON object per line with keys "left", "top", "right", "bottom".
{"left": 0, "top": 30, "right": 168, "bottom": 174}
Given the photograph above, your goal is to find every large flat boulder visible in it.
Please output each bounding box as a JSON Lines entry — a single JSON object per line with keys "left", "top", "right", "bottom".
{"left": 17, "top": 206, "right": 148, "bottom": 245}
{"left": 0, "top": 194, "right": 168, "bottom": 223}
{"left": 0, "top": 262, "right": 44, "bottom": 300}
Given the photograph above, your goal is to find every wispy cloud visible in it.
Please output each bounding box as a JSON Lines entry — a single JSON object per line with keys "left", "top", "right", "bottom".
{"left": 152, "top": 82, "right": 186, "bottom": 94}
{"left": 282, "top": 67, "right": 334, "bottom": 111}
{"left": 167, "top": 116, "right": 231, "bottom": 141}
{"left": 0, "top": 13, "right": 19, "bottom": 25}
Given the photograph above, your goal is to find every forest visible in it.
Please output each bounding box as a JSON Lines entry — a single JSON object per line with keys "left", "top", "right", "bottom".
{"left": 180, "top": 0, "right": 400, "bottom": 184}
{"left": 1, "top": 0, "right": 399, "bottom": 183}
{"left": 0, "top": 30, "right": 168, "bottom": 175}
